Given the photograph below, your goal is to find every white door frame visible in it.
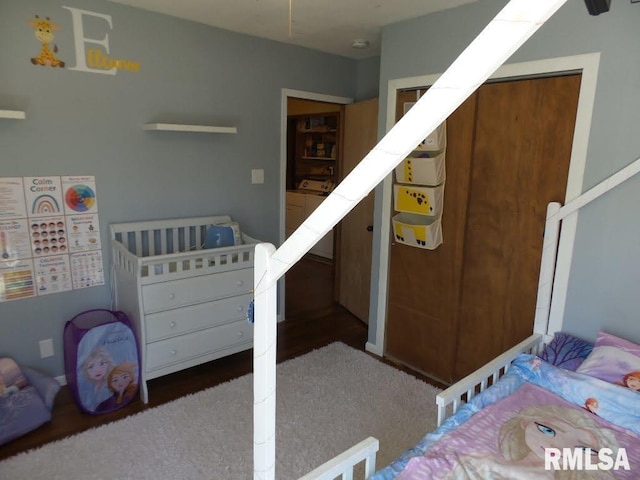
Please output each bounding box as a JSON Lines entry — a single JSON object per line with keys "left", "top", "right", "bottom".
{"left": 367, "top": 53, "right": 601, "bottom": 355}
{"left": 278, "top": 89, "right": 353, "bottom": 319}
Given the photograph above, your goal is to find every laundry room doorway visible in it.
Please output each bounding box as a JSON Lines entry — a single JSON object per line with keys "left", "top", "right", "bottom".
{"left": 279, "top": 90, "right": 379, "bottom": 330}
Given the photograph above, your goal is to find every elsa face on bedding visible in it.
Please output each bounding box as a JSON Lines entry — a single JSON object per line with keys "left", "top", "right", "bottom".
{"left": 499, "top": 404, "right": 619, "bottom": 478}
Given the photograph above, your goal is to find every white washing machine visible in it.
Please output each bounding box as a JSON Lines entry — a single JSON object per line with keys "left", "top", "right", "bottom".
{"left": 286, "top": 179, "right": 335, "bottom": 259}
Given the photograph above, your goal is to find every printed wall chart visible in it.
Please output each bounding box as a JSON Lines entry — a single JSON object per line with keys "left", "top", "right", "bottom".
{"left": 0, "top": 176, "right": 104, "bottom": 302}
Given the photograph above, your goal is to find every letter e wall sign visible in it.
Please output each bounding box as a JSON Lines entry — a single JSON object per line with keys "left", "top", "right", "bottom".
{"left": 26, "top": 6, "right": 140, "bottom": 76}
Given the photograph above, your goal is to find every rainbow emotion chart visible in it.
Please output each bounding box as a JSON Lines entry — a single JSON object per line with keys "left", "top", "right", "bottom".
{"left": 0, "top": 175, "right": 104, "bottom": 302}
{"left": 62, "top": 176, "right": 98, "bottom": 215}
{"left": 65, "top": 184, "right": 96, "bottom": 212}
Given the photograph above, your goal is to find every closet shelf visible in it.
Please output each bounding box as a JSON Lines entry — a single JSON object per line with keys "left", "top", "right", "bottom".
{"left": 0, "top": 110, "right": 26, "bottom": 119}
{"left": 143, "top": 123, "right": 237, "bottom": 134}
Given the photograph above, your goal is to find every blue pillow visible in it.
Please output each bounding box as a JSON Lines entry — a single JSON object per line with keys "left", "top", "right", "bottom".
{"left": 204, "top": 225, "right": 236, "bottom": 249}
{"left": 539, "top": 332, "right": 594, "bottom": 371}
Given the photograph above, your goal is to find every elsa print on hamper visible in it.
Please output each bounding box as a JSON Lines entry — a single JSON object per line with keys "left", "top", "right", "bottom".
{"left": 80, "top": 347, "right": 115, "bottom": 411}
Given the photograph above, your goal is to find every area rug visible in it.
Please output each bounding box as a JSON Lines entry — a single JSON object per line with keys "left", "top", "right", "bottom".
{"left": 0, "top": 342, "right": 441, "bottom": 479}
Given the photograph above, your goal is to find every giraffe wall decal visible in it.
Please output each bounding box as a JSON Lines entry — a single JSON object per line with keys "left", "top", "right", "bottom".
{"left": 27, "top": 15, "right": 65, "bottom": 68}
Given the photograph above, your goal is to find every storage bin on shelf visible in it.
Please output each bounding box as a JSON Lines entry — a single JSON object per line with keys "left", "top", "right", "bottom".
{"left": 395, "top": 151, "right": 445, "bottom": 186}
{"left": 392, "top": 212, "right": 443, "bottom": 250}
{"left": 402, "top": 106, "right": 447, "bottom": 152}
{"left": 393, "top": 183, "right": 444, "bottom": 217}
{"left": 416, "top": 121, "right": 446, "bottom": 152}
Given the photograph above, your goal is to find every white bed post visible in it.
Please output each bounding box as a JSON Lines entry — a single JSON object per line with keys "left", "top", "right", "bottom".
{"left": 537, "top": 156, "right": 640, "bottom": 337}
{"left": 534, "top": 202, "right": 562, "bottom": 339}
{"left": 254, "top": 242, "right": 278, "bottom": 480}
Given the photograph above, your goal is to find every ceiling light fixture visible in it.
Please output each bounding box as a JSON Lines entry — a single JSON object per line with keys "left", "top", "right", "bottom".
{"left": 351, "top": 39, "right": 370, "bottom": 49}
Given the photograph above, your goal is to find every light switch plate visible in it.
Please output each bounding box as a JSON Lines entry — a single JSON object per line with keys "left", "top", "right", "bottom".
{"left": 251, "top": 169, "right": 265, "bottom": 184}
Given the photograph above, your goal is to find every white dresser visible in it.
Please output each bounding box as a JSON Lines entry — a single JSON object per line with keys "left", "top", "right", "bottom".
{"left": 110, "top": 215, "right": 257, "bottom": 403}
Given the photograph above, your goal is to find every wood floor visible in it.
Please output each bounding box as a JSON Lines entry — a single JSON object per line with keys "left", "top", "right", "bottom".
{"left": 1, "top": 257, "right": 378, "bottom": 461}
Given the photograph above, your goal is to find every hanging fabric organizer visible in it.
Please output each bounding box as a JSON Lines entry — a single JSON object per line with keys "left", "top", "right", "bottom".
{"left": 392, "top": 109, "right": 446, "bottom": 250}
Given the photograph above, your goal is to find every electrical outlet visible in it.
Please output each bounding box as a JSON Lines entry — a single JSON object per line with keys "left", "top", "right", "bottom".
{"left": 39, "top": 338, "right": 54, "bottom": 358}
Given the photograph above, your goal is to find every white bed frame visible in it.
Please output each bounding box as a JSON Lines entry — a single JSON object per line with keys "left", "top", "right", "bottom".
{"left": 250, "top": 0, "right": 640, "bottom": 478}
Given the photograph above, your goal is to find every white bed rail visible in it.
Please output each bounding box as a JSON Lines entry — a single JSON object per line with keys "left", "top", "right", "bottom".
{"left": 297, "top": 437, "right": 380, "bottom": 480}
{"left": 435, "top": 333, "right": 544, "bottom": 427}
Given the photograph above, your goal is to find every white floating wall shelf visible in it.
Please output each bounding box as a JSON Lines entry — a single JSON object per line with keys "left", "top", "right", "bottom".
{"left": 0, "top": 110, "right": 26, "bottom": 119}
{"left": 143, "top": 123, "right": 237, "bottom": 134}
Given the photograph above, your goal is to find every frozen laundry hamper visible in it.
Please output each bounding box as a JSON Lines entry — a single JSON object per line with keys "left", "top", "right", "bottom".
{"left": 64, "top": 309, "right": 141, "bottom": 414}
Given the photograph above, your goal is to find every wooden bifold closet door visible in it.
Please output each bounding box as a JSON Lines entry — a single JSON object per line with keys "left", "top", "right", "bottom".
{"left": 385, "top": 74, "right": 582, "bottom": 384}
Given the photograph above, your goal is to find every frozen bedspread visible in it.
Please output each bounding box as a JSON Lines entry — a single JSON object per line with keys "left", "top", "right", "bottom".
{"left": 372, "top": 355, "right": 640, "bottom": 479}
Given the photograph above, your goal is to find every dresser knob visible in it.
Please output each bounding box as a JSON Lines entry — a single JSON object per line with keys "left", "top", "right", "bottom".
{"left": 171, "top": 349, "right": 177, "bottom": 356}
{"left": 170, "top": 321, "right": 176, "bottom": 328}
{"left": 237, "top": 305, "right": 244, "bottom": 312}
{"left": 237, "top": 331, "right": 243, "bottom": 337}
{"left": 169, "top": 293, "right": 175, "bottom": 299}
{"left": 236, "top": 280, "right": 244, "bottom": 287}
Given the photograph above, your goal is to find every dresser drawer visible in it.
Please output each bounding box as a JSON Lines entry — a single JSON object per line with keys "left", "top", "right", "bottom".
{"left": 142, "top": 268, "right": 252, "bottom": 313}
{"left": 144, "top": 293, "right": 253, "bottom": 342}
{"left": 145, "top": 319, "right": 254, "bottom": 372}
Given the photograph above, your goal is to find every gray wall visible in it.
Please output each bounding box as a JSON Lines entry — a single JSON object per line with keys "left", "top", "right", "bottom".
{"left": 355, "top": 56, "right": 381, "bottom": 101}
{"left": 0, "top": 0, "right": 359, "bottom": 377}
{"left": 370, "top": 0, "right": 640, "bottom": 345}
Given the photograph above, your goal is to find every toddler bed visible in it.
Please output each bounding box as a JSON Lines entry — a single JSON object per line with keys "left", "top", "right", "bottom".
{"left": 371, "top": 331, "right": 640, "bottom": 479}
{"left": 110, "top": 215, "right": 259, "bottom": 403}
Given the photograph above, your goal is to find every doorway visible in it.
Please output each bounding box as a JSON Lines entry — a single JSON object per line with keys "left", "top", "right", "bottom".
{"left": 279, "top": 90, "right": 379, "bottom": 326}
{"left": 279, "top": 89, "right": 352, "bottom": 321}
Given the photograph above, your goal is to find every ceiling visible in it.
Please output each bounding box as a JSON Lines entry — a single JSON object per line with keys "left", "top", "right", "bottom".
{"left": 106, "top": 0, "right": 478, "bottom": 59}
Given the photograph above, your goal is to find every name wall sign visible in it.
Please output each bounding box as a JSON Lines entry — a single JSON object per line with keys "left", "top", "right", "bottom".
{"left": 27, "top": 6, "right": 140, "bottom": 75}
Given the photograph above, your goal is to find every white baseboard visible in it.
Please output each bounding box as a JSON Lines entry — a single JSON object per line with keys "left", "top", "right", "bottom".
{"left": 365, "top": 341, "right": 383, "bottom": 357}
